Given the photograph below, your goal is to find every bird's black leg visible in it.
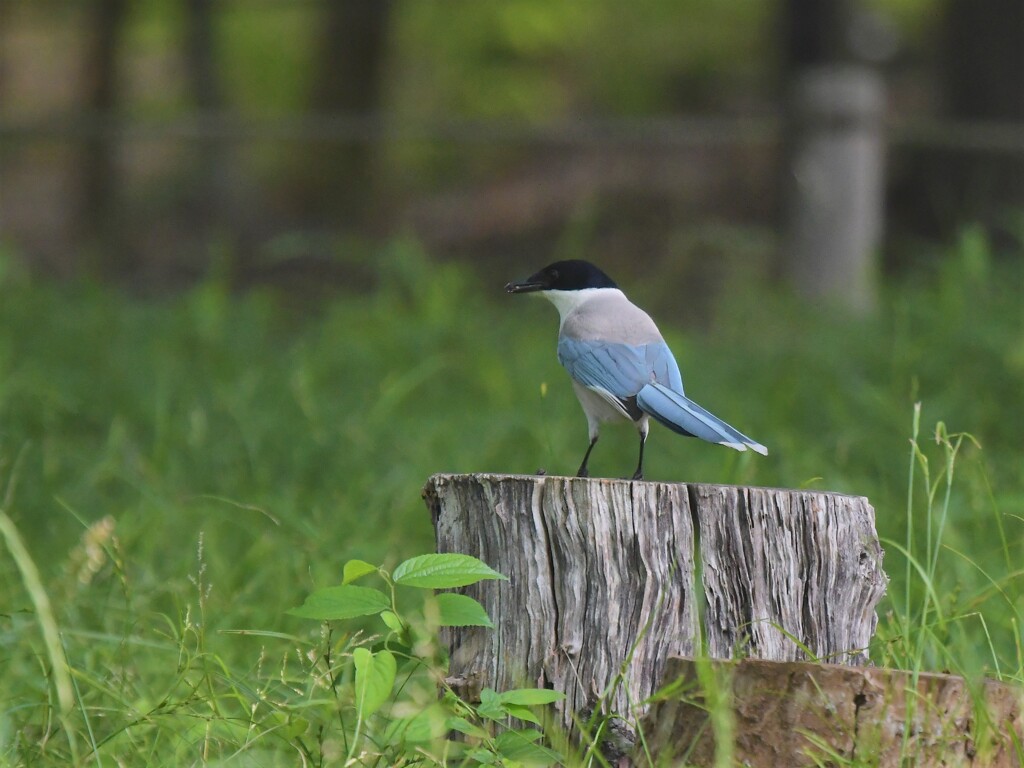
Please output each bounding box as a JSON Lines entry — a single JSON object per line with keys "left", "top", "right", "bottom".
{"left": 576, "top": 436, "right": 598, "bottom": 478}
{"left": 631, "top": 430, "right": 647, "bottom": 481}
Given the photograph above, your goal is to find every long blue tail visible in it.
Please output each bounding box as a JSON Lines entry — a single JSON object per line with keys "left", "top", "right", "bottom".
{"left": 636, "top": 383, "right": 768, "bottom": 455}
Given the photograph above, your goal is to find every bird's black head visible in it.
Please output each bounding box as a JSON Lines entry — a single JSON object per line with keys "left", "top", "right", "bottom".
{"left": 505, "top": 260, "right": 618, "bottom": 294}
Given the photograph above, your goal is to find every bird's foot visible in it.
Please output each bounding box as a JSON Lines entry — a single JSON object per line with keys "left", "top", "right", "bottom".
{"left": 576, "top": 468, "right": 590, "bottom": 478}
{"left": 631, "top": 470, "right": 644, "bottom": 481}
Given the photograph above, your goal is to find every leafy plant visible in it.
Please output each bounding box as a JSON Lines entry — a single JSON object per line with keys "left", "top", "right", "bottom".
{"left": 287, "top": 552, "right": 565, "bottom": 766}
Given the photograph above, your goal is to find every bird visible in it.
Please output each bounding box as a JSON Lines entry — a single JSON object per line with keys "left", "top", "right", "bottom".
{"left": 506, "top": 259, "right": 767, "bottom": 480}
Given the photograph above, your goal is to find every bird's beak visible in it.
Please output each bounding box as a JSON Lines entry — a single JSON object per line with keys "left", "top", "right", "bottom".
{"left": 505, "top": 274, "right": 548, "bottom": 294}
{"left": 505, "top": 280, "right": 545, "bottom": 294}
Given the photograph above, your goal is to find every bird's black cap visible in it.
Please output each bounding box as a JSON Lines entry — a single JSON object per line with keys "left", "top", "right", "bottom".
{"left": 505, "top": 260, "right": 618, "bottom": 294}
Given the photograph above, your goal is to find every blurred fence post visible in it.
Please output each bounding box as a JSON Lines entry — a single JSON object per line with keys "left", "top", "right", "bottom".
{"left": 80, "top": 0, "right": 127, "bottom": 274}
{"left": 184, "top": 0, "right": 227, "bottom": 256}
{"left": 784, "top": 65, "right": 885, "bottom": 313}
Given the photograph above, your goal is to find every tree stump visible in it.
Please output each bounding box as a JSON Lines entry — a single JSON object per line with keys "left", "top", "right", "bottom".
{"left": 423, "top": 474, "right": 888, "bottom": 734}
{"left": 644, "top": 657, "right": 1024, "bottom": 767}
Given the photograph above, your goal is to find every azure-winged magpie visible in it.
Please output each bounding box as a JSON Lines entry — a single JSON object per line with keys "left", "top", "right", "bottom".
{"left": 506, "top": 259, "right": 767, "bottom": 480}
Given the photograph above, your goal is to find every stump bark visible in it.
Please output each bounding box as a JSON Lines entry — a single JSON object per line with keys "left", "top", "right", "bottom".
{"left": 644, "top": 657, "right": 1024, "bottom": 767}
{"left": 423, "top": 473, "right": 888, "bottom": 732}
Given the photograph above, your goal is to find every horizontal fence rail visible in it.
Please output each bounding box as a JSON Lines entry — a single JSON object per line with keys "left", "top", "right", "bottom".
{"left": 1, "top": 114, "right": 1023, "bottom": 154}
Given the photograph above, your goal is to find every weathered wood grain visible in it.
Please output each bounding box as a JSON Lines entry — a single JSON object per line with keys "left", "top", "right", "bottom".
{"left": 424, "top": 474, "right": 698, "bottom": 733}
{"left": 644, "top": 657, "right": 1024, "bottom": 767}
{"left": 693, "top": 484, "right": 886, "bottom": 664}
{"left": 423, "top": 473, "right": 887, "bottom": 732}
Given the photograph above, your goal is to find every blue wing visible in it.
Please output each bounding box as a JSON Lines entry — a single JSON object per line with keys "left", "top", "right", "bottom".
{"left": 557, "top": 338, "right": 685, "bottom": 399}
{"left": 557, "top": 337, "right": 767, "bottom": 455}
{"left": 636, "top": 383, "right": 768, "bottom": 455}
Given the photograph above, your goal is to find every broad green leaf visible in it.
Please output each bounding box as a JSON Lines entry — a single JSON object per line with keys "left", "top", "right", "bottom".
{"left": 405, "top": 713, "right": 443, "bottom": 744}
{"left": 379, "top": 610, "right": 405, "bottom": 633}
{"left": 476, "top": 687, "right": 505, "bottom": 721}
{"left": 392, "top": 553, "right": 507, "bottom": 589}
{"left": 446, "top": 716, "right": 489, "bottom": 739}
{"left": 494, "top": 729, "right": 561, "bottom": 766}
{"left": 342, "top": 559, "right": 378, "bottom": 585}
{"left": 499, "top": 728, "right": 542, "bottom": 744}
{"left": 353, "top": 648, "right": 396, "bottom": 718}
{"left": 287, "top": 585, "right": 390, "bottom": 620}
{"left": 389, "top": 703, "right": 448, "bottom": 743}
{"left": 464, "top": 748, "right": 498, "bottom": 764}
{"left": 498, "top": 688, "right": 565, "bottom": 706}
{"left": 435, "top": 593, "right": 494, "bottom": 627}
{"left": 381, "top": 713, "right": 408, "bottom": 744}
{"left": 502, "top": 703, "right": 541, "bottom": 724}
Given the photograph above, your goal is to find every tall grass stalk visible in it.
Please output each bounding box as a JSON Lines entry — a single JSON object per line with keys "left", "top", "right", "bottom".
{"left": 883, "top": 403, "right": 1022, "bottom": 757}
{"left": 0, "top": 509, "right": 79, "bottom": 762}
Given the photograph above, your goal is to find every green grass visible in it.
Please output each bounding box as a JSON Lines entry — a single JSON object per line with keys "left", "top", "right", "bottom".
{"left": 0, "top": 234, "right": 1022, "bottom": 764}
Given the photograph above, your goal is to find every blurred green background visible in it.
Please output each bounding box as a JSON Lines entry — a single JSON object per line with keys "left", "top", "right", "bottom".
{"left": 0, "top": 1, "right": 1022, "bottom": 763}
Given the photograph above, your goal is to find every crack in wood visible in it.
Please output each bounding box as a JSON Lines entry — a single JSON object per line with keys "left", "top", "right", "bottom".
{"left": 532, "top": 477, "right": 560, "bottom": 688}
{"left": 685, "top": 483, "right": 708, "bottom": 655}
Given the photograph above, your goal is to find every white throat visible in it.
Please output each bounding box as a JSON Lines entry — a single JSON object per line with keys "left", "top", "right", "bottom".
{"left": 540, "top": 287, "right": 623, "bottom": 326}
